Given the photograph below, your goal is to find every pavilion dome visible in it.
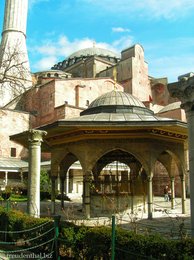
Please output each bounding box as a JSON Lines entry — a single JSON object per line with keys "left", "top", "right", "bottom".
{"left": 80, "top": 90, "right": 153, "bottom": 116}
{"left": 88, "top": 90, "right": 145, "bottom": 108}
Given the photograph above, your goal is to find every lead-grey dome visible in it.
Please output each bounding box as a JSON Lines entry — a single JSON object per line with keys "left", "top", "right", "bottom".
{"left": 51, "top": 46, "right": 120, "bottom": 70}
{"left": 68, "top": 47, "right": 120, "bottom": 59}
{"left": 89, "top": 90, "right": 145, "bottom": 108}
{"left": 81, "top": 90, "right": 153, "bottom": 116}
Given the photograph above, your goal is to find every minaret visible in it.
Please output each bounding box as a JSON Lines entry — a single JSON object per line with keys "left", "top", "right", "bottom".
{"left": 0, "top": 0, "right": 32, "bottom": 106}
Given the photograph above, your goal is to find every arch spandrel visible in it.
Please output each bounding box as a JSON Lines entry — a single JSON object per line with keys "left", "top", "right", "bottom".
{"left": 71, "top": 139, "right": 152, "bottom": 174}
{"left": 152, "top": 147, "right": 186, "bottom": 178}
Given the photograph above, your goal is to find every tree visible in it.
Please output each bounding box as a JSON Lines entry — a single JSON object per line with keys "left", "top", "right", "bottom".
{"left": 0, "top": 41, "right": 32, "bottom": 106}
{"left": 40, "top": 169, "right": 51, "bottom": 193}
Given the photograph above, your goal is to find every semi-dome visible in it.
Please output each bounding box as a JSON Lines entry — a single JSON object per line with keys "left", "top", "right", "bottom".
{"left": 68, "top": 47, "right": 120, "bottom": 59}
{"left": 80, "top": 90, "right": 153, "bottom": 116}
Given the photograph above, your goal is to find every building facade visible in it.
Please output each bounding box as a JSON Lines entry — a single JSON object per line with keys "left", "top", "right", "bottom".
{"left": 0, "top": 0, "right": 191, "bottom": 216}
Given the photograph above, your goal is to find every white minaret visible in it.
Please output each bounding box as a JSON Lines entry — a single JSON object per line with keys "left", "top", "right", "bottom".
{"left": 0, "top": 0, "right": 32, "bottom": 107}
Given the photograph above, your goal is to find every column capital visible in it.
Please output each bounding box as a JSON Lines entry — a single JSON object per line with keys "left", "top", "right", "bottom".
{"left": 168, "top": 76, "right": 194, "bottom": 112}
{"left": 28, "top": 129, "right": 47, "bottom": 144}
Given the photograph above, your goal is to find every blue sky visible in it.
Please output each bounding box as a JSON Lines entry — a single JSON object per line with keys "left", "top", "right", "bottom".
{"left": 0, "top": 0, "right": 194, "bottom": 83}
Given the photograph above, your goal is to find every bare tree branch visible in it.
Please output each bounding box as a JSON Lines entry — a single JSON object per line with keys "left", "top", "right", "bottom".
{"left": 0, "top": 40, "right": 32, "bottom": 104}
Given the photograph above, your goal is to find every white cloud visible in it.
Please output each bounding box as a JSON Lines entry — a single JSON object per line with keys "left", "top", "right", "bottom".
{"left": 33, "top": 56, "right": 58, "bottom": 71}
{"left": 82, "top": 0, "right": 194, "bottom": 19}
{"left": 112, "top": 36, "right": 134, "bottom": 50}
{"left": 112, "top": 27, "right": 131, "bottom": 33}
{"left": 30, "top": 34, "right": 134, "bottom": 71}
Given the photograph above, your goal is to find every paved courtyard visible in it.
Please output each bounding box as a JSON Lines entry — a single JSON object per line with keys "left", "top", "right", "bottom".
{"left": 3, "top": 196, "right": 191, "bottom": 238}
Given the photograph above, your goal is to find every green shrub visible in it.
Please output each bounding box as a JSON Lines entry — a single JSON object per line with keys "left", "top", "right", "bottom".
{"left": 83, "top": 227, "right": 112, "bottom": 259}
{"left": 0, "top": 207, "right": 55, "bottom": 257}
{"left": 59, "top": 223, "right": 194, "bottom": 259}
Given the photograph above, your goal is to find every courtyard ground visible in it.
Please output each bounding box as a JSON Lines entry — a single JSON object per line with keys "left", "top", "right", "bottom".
{"left": 2, "top": 196, "right": 191, "bottom": 238}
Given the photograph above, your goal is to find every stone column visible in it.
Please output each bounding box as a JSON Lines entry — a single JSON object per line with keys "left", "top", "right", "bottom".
{"left": 60, "top": 177, "right": 65, "bottom": 209}
{"left": 170, "top": 177, "right": 175, "bottom": 209}
{"left": 83, "top": 172, "right": 91, "bottom": 219}
{"left": 147, "top": 176, "right": 153, "bottom": 219}
{"left": 27, "top": 129, "right": 47, "bottom": 218}
{"left": 4, "top": 171, "right": 8, "bottom": 186}
{"left": 180, "top": 175, "right": 186, "bottom": 214}
{"left": 130, "top": 180, "right": 134, "bottom": 214}
{"left": 20, "top": 170, "right": 24, "bottom": 183}
{"left": 65, "top": 170, "right": 69, "bottom": 194}
{"left": 57, "top": 175, "right": 60, "bottom": 192}
{"left": 51, "top": 176, "right": 57, "bottom": 215}
{"left": 168, "top": 77, "right": 194, "bottom": 236}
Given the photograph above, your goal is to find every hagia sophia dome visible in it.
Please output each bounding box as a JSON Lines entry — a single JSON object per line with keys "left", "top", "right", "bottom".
{"left": 51, "top": 46, "right": 120, "bottom": 70}
{"left": 68, "top": 46, "right": 120, "bottom": 59}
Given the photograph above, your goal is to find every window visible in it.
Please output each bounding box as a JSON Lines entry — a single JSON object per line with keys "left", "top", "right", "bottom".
{"left": 10, "top": 147, "right": 16, "bottom": 157}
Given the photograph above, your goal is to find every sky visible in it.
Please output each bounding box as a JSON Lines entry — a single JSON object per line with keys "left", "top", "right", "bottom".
{"left": 0, "top": 0, "right": 194, "bottom": 83}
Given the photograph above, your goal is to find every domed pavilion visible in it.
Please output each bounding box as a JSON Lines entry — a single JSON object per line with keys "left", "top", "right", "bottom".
{"left": 11, "top": 89, "right": 188, "bottom": 219}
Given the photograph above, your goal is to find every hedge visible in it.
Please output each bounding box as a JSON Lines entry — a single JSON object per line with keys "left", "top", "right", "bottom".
{"left": 59, "top": 223, "right": 194, "bottom": 259}
{"left": 0, "top": 207, "right": 53, "bottom": 255}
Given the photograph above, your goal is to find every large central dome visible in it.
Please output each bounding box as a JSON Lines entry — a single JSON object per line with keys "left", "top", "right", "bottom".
{"left": 68, "top": 47, "right": 120, "bottom": 59}
{"left": 51, "top": 46, "right": 120, "bottom": 70}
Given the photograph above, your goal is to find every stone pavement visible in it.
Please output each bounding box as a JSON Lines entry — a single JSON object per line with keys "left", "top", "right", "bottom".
{"left": 6, "top": 196, "right": 191, "bottom": 238}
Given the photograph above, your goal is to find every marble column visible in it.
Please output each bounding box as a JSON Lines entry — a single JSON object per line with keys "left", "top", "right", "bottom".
{"left": 60, "top": 177, "right": 65, "bottom": 209}
{"left": 147, "top": 176, "right": 153, "bottom": 219}
{"left": 20, "top": 170, "right": 24, "bottom": 183}
{"left": 27, "top": 129, "right": 47, "bottom": 218}
{"left": 83, "top": 172, "right": 91, "bottom": 219}
{"left": 168, "top": 77, "right": 194, "bottom": 236}
{"left": 4, "top": 171, "right": 8, "bottom": 186}
{"left": 170, "top": 177, "right": 175, "bottom": 209}
{"left": 181, "top": 175, "right": 186, "bottom": 214}
{"left": 65, "top": 170, "right": 69, "bottom": 194}
{"left": 51, "top": 177, "right": 57, "bottom": 215}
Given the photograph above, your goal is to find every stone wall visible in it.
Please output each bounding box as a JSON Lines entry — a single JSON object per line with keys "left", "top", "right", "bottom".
{"left": 0, "top": 109, "right": 30, "bottom": 158}
{"left": 22, "top": 78, "right": 123, "bottom": 127}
